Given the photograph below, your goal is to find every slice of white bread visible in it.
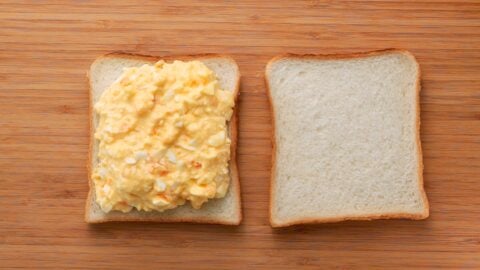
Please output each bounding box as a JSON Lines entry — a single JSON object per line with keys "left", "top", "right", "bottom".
{"left": 266, "top": 49, "right": 429, "bottom": 227}
{"left": 86, "top": 53, "right": 241, "bottom": 224}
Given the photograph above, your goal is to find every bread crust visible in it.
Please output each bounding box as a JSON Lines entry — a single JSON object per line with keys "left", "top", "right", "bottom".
{"left": 265, "top": 49, "right": 429, "bottom": 227}
{"left": 85, "top": 52, "right": 241, "bottom": 224}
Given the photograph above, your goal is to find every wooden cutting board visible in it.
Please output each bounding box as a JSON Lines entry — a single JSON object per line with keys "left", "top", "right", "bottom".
{"left": 1, "top": 1, "right": 479, "bottom": 269}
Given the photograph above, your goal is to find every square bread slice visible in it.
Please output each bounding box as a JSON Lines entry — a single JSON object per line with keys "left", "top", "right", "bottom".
{"left": 86, "top": 53, "right": 241, "bottom": 225}
{"left": 266, "top": 49, "right": 429, "bottom": 227}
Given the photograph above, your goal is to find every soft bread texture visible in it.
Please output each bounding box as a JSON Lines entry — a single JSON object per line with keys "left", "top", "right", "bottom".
{"left": 266, "top": 49, "right": 429, "bottom": 227}
{"left": 86, "top": 53, "right": 241, "bottom": 224}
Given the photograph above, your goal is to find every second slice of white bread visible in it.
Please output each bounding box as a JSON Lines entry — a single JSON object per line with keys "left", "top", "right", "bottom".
{"left": 85, "top": 53, "right": 241, "bottom": 224}
{"left": 266, "top": 49, "right": 429, "bottom": 227}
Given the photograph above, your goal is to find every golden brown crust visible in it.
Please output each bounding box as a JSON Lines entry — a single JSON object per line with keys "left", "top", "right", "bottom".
{"left": 271, "top": 212, "right": 429, "bottom": 228}
{"left": 264, "top": 61, "right": 277, "bottom": 228}
{"left": 411, "top": 51, "right": 430, "bottom": 220}
{"left": 266, "top": 49, "right": 429, "bottom": 228}
{"left": 268, "top": 48, "right": 413, "bottom": 62}
{"left": 86, "top": 52, "right": 241, "bottom": 225}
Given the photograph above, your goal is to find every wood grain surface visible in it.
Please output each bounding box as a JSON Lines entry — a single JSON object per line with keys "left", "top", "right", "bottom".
{"left": 1, "top": 1, "right": 479, "bottom": 269}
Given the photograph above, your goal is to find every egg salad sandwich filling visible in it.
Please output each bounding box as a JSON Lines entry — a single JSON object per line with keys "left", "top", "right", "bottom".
{"left": 86, "top": 54, "right": 241, "bottom": 224}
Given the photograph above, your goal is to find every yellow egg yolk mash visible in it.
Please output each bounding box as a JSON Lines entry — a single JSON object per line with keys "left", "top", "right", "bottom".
{"left": 92, "top": 60, "right": 234, "bottom": 213}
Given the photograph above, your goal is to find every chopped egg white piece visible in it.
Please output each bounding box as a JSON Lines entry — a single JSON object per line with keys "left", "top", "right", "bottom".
{"left": 98, "top": 168, "right": 108, "bottom": 177}
{"left": 153, "top": 196, "right": 169, "bottom": 206}
{"left": 155, "top": 179, "right": 167, "bottom": 192}
{"left": 135, "top": 151, "right": 148, "bottom": 161}
{"left": 124, "top": 157, "right": 137, "bottom": 165}
{"left": 175, "top": 121, "right": 184, "bottom": 128}
{"left": 102, "top": 184, "right": 111, "bottom": 194}
{"left": 166, "top": 149, "right": 176, "bottom": 163}
{"left": 189, "top": 184, "right": 206, "bottom": 196}
{"left": 208, "top": 131, "right": 226, "bottom": 147}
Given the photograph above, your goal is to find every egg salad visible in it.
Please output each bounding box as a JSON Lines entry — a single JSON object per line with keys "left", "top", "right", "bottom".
{"left": 92, "top": 60, "right": 235, "bottom": 213}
